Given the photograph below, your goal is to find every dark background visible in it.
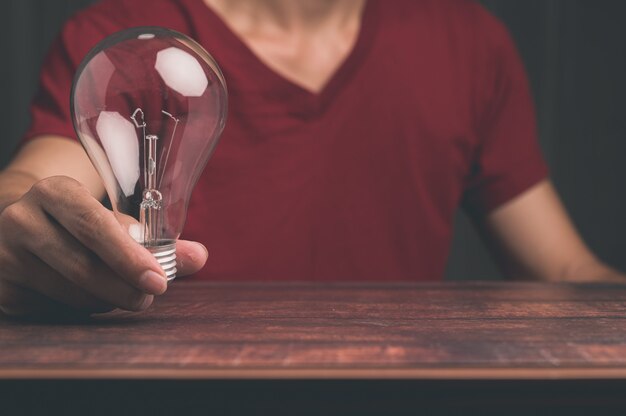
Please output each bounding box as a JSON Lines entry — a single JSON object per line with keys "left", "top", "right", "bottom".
{"left": 1, "top": 0, "right": 625, "bottom": 280}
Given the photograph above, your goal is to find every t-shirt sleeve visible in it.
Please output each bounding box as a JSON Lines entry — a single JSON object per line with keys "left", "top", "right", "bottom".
{"left": 22, "top": 8, "right": 124, "bottom": 144}
{"left": 461, "top": 7, "right": 549, "bottom": 217}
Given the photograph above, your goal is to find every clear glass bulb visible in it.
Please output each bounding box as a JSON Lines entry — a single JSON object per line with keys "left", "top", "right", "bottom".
{"left": 71, "top": 27, "right": 228, "bottom": 281}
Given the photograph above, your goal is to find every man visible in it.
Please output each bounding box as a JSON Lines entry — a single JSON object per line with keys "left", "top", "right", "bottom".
{"left": 0, "top": 0, "right": 622, "bottom": 317}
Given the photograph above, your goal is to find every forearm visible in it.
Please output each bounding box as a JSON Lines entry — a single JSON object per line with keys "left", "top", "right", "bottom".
{"left": 485, "top": 180, "right": 626, "bottom": 284}
{"left": 3, "top": 136, "right": 105, "bottom": 201}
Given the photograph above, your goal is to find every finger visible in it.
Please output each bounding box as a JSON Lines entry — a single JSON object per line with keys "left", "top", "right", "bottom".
{"left": 27, "top": 177, "right": 167, "bottom": 293}
{"left": 0, "top": 279, "right": 109, "bottom": 319}
{"left": 0, "top": 278, "right": 57, "bottom": 317}
{"left": 1, "top": 247, "right": 117, "bottom": 313}
{"left": 16, "top": 210, "right": 157, "bottom": 311}
{"left": 176, "top": 240, "right": 209, "bottom": 277}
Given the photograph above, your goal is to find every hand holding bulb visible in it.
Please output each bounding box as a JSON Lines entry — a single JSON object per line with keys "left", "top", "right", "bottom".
{"left": 0, "top": 176, "right": 208, "bottom": 316}
{"left": 72, "top": 27, "right": 227, "bottom": 281}
{"left": 0, "top": 28, "right": 226, "bottom": 318}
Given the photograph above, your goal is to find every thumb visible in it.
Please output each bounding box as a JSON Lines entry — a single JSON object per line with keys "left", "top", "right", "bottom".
{"left": 175, "top": 240, "right": 209, "bottom": 277}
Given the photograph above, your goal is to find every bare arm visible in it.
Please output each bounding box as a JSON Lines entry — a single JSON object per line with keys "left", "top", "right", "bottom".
{"left": 0, "top": 136, "right": 208, "bottom": 318}
{"left": 482, "top": 179, "right": 623, "bottom": 282}
{"left": 1, "top": 136, "right": 105, "bottom": 204}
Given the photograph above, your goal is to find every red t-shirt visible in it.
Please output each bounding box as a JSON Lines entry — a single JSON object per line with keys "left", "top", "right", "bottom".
{"left": 23, "top": 0, "right": 548, "bottom": 281}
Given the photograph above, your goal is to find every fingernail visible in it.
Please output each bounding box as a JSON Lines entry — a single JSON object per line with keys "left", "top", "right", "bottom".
{"left": 138, "top": 295, "right": 154, "bottom": 311}
{"left": 139, "top": 270, "right": 167, "bottom": 295}
{"left": 197, "top": 243, "right": 209, "bottom": 259}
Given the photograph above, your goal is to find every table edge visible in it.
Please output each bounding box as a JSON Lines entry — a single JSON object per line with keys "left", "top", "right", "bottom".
{"left": 3, "top": 367, "right": 626, "bottom": 380}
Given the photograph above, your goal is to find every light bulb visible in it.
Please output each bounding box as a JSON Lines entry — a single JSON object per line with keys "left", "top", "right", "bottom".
{"left": 71, "top": 27, "right": 228, "bottom": 281}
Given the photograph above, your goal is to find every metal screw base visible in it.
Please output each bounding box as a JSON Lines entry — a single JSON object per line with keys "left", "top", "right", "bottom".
{"left": 146, "top": 243, "right": 177, "bottom": 282}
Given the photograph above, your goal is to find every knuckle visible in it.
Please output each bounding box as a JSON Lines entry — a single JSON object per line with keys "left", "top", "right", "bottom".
{"left": 0, "top": 203, "right": 30, "bottom": 232}
{"left": 61, "top": 251, "right": 102, "bottom": 287}
{"left": 74, "top": 207, "right": 108, "bottom": 242}
{"left": 31, "top": 176, "right": 87, "bottom": 204}
{"left": 30, "top": 177, "right": 57, "bottom": 200}
{"left": 65, "top": 252, "right": 94, "bottom": 278}
{"left": 78, "top": 207, "right": 105, "bottom": 227}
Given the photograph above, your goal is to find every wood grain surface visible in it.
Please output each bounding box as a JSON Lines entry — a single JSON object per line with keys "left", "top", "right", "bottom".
{"left": 2, "top": 281, "right": 626, "bottom": 379}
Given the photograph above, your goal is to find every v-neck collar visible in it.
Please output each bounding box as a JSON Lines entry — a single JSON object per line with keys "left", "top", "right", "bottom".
{"left": 182, "top": 0, "right": 380, "bottom": 118}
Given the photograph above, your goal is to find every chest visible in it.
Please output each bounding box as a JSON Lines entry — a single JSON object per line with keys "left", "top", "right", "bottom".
{"left": 195, "top": 4, "right": 483, "bottom": 216}
{"left": 239, "top": 28, "right": 360, "bottom": 94}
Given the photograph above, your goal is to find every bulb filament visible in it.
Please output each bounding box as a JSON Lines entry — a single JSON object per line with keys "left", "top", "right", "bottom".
{"left": 140, "top": 134, "right": 162, "bottom": 247}
{"left": 132, "top": 107, "right": 163, "bottom": 247}
{"left": 131, "top": 108, "right": 180, "bottom": 247}
{"left": 139, "top": 134, "right": 163, "bottom": 247}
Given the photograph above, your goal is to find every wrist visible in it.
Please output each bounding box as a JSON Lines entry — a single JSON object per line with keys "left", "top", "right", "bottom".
{"left": 560, "top": 259, "right": 626, "bottom": 283}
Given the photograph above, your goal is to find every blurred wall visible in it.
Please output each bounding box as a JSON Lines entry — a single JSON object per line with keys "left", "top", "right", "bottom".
{"left": 1, "top": 0, "right": 625, "bottom": 280}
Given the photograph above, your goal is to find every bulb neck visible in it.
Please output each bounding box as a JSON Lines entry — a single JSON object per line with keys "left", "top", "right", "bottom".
{"left": 145, "top": 242, "right": 177, "bottom": 282}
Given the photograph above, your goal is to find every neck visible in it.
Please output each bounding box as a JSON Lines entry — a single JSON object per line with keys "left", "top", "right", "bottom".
{"left": 204, "top": 0, "right": 366, "bottom": 33}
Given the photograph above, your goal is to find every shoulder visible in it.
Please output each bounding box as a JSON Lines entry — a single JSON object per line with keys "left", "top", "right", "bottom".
{"left": 380, "top": 0, "right": 520, "bottom": 81}
{"left": 385, "top": 0, "right": 499, "bottom": 24}
{"left": 67, "top": 0, "right": 190, "bottom": 28}
{"left": 381, "top": 0, "right": 511, "bottom": 45}
{"left": 55, "top": 0, "right": 193, "bottom": 66}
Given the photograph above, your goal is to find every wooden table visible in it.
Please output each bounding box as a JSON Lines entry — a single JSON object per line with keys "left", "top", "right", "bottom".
{"left": 2, "top": 281, "right": 626, "bottom": 415}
